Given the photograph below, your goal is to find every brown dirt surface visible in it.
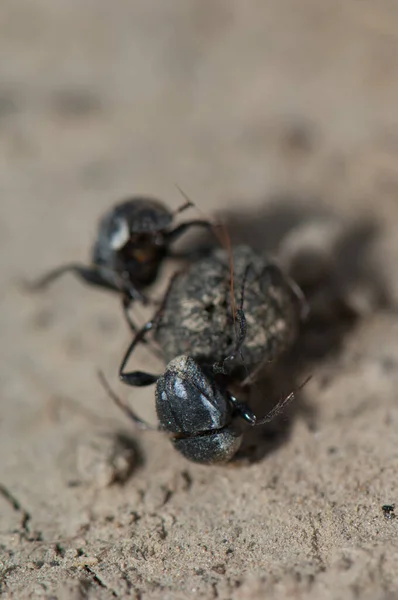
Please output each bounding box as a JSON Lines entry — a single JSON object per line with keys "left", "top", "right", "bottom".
{"left": 1, "top": 1, "right": 398, "bottom": 598}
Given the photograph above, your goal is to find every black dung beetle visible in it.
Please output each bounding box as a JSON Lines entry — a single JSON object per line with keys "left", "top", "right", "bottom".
{"left": 99, "top": 249, "right": 309, "bottom": 464}
{"left": 27, "top": 196, "right": 212, "bottom": 330}
{"left": 100, "top": 337, "right": 300, "bottom": 465}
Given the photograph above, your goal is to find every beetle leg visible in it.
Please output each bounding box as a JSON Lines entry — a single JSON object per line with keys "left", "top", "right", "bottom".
{"left": 25, "top": 263, "right": 119, "bottom": 293}
{"left": 285, "top": 274, "right": 309, "bottom": 321}
{"left": 119, "top": 320, "right": 161, "bottom": 387}
{"left": 120, "top": 269, "right": 183, "bottom": 386}
{"left": 252, "top": 375, "right": 312, "bottom": 426}
{"left": 98, "top": 370, "right": 159, "bottom": 431}
{"left": 121, "top": 294, "right": 142, "bottom": 333}
{"left": 213, "top": 308, "right": 247, "bottom": 376}
{"left": 165, "top": 219, "right": 213, "bottom": 245}
{"left": 259, "top": 261, "right": 309, "bottom": 322}
{"left": 120, "top": 370, "right": 160, "bottom": 387}
{"left": 167, "top": 244, "right": 215, "bottom": 261}
{"left": 213, "top": 264, "right": 251, "bottom": 375}
{"left": 27, "top": 262, "right": 147, "bottom": 335}
{"left": 172, "top": 198, "right": 195, "bottom": 216}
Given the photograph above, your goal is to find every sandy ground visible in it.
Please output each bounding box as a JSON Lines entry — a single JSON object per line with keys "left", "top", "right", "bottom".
{"left": 2, "top": 1, "right": 398, "bottom": 598}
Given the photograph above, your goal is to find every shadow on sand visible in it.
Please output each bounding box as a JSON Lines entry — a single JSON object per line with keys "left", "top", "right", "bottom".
{"left": 205, "top": 195, "right": 390, "bottom": 464}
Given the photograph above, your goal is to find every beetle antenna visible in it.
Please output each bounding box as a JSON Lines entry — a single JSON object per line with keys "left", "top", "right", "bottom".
{"left": 174, "top": 184, "right": 226, "bottom": 244}
{"left": 254, "top": 375, "right": 312, "bottom": 426}
{"left": 213, "top": 263, "right": 253, "bottom": 375}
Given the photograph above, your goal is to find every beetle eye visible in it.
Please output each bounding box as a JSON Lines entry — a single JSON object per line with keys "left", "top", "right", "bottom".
{"left": 109, "top": 218, "right": 130, "bottom": 250}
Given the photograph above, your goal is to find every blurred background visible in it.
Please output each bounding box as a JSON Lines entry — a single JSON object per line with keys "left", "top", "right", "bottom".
{"left": 2, "top": 1, "right": 398, "bottom": 598}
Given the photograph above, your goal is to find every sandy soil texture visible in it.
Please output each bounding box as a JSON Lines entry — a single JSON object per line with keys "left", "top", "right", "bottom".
{"left": 1, "top": 1, "right": 398, "bottom": 598}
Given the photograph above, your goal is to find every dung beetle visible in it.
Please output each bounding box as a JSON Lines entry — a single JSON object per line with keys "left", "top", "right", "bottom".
{"left": 99, "top": 251, "right": 309, "bottom": 464}
{"left": 27, "top": 196, "right": 212, "bottom": 330}
{"left": 99, "top": 320, "right": 302, "bottom": 465}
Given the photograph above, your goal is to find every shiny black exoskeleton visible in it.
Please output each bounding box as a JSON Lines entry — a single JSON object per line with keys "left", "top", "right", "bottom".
{"left": 101, "top": 348, "right": 297, "bottom": 465}
{"left": 28, "top": 197, "right": 212, "bottom": 330}
{"left": 100, "top": 264, "right": 304, "bottom": 464}
{"left": 154, "top": 355, "right": 243, "bottom": 463}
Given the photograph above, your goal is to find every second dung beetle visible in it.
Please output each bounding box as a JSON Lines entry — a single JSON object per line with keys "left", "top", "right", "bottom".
{"left": 27, "top": 196, "right": 213, "bottom": 330}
